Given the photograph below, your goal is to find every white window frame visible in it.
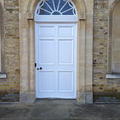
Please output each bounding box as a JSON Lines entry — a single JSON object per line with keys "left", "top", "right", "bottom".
{"left": 34, "top": 0, "right": 78, "bottom": 22}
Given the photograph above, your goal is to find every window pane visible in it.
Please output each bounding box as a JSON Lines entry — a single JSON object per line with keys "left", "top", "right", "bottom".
{"left": 42, "top": 2, "right": 52, "bottom": 12}
{"left": 63, "top": 9, "right": 74, "bottom": 15}
{"left": 61, "top": 2, "right": 71, "bottom": 12}
{"left": 54, "top": 0, "right": 59, "bottom": 10}
{"left": 58, "top": 0, "right": 66, "bottom": 11}
{"left": 47, "top": 0, "right": 54, "bottom": 11}
{"left": 36, "top": 0, "right": 76, "bottom": 15}
{"left": 40, "top": 9, "right": 51, "bottom": 15}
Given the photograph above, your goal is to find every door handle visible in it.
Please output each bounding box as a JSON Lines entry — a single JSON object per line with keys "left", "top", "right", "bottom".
{"left": 40, "top": 67, "right": 42, "bottom": 70}
{"left": 37, "top": 67, "right": 43, "bottom": 70}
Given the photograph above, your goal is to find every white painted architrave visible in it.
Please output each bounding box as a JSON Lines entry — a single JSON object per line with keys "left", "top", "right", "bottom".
{"left": 34, "top": 0, "right": 78, "bottom": 22}
{"left": 34, "top": 15, "right": 77, "bottom": 22}
{"left": 35, "top": 0, "right": 78, "bottom": 99}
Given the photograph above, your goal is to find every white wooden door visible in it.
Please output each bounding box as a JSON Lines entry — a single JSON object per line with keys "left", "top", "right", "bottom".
{"left": 35, "top": 23, "right": 77, "bottom": 98}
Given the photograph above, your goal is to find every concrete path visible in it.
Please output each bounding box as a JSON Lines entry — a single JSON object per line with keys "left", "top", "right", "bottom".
{"left": 0, "top": 100, "right": 120, "bottom": 120}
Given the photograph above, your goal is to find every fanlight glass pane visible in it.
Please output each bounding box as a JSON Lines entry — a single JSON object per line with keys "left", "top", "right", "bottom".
{"left": 36, "top": 0, "right": 76, "bottom": 15}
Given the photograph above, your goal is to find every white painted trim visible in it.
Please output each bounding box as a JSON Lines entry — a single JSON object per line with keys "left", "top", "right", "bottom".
{"left": 74, "top": 23, "right": 77, "bottom": 98}
{"left": 35, "top": 23, "right": 38, "bottom": 98}
{"left": 106, "top": 74, "right": 120, "bottom": 79}
{"left": 34, "top": 0, "right": 78, "bottom": 99}
{"left": 34, "top": 0, "right": 78, "bottom": 22}
{"left": 34, "top": 15, "right": 78, "bottom": 22}
{"left": 0, "top": 73, "right": 7, "bottom": 79}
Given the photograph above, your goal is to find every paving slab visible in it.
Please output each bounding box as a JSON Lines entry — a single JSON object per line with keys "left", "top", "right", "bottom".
{"left": 0, "top": 100, "right": 120, "bottom": 120}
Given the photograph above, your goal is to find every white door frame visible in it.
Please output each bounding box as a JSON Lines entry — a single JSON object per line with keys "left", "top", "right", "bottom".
{"left": 34, "top": 0, "right": 78, "bottom": 99}
{"left": 35, "top": 21, "right": 77, "bottom": 99}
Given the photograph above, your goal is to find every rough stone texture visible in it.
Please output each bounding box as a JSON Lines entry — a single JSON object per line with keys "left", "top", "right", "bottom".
{"left": 1, "top": 0, "right": 120, "bottom": 103}
{"left": 0, "top": 0, "right": 19, "bottom": 102}
{"left": 93, "top": 0, "right": 109, "bottom": 100}
{"left": 0, "top": 100, "right": 120, "bottom": 120}
{"left": 93, "top": 0, "right": 120, "bottom": 102}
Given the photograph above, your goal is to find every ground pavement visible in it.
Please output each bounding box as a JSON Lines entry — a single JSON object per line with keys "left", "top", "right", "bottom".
{"left": 0, "top": 100, "right": 120, "bottom": 120}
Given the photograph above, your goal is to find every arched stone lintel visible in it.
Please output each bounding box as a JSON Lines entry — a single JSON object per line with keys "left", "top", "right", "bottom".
{"left": 109, "top": 0, "right": 120, "bottom": 12}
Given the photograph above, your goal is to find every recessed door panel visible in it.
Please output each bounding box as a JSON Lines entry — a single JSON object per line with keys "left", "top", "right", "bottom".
{"left": 38, "top": 71, "right": 57, "bottom": 92}
{"left": 58, "top": 26, "right": 74, "bottom": 37}
{"left": 58, "top": 71, "right": 73, "bottom": 91}
{"left": 39, "top": 26, "right": 55, "bottom": 37}
{"left": 39, "top": 41, "right": 56, "bottom": 64}
{"left": 59, "top": 40, "right": 73, "bottom": 64}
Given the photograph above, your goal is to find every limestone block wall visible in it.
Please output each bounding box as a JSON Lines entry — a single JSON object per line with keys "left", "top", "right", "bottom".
{"left": 0, "top": 0, "right": 19, "bottom": 102}
{"left": 94, "top": 0, "right": 120, "bottom": 102}
{"left": 0, "top": 0, "right": 120, "bottom": 103}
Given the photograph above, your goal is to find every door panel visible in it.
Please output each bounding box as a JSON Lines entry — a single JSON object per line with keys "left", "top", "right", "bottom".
{"left": 39, "top": 41, "right": 56, "bottom": 64}
{"left": 58, "top": 26, "right": 74, "bottom": 37}
{"left": 38, "top": 71, "right": 57, "bottom": 92}
{"left": 35, "top": 23, "right": 77, "bottom": 98}
{"left": 58, "top": 71, "right": 73, "bottom": 91}
{"left": 59, "top": 40, "right": 73, "bottom": 64}
{"left": 39, "top": 26, "right": 55, "bottom": 37}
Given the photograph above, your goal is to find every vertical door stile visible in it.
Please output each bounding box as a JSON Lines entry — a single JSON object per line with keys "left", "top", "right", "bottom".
{"left": 35, "top": 23, "right": 38, "bottom": 97}
{"left": 74, "top": 24, "right": 77, "bottom": 97}
{"left": 56, "top": 24, "right": 59, "bottom": 94}
{"left": 55, "top": 24, "right": 58, "bottom": 93}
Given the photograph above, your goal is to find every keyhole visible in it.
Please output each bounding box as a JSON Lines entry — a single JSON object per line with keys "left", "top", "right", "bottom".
{"left": 40, "top": 67, "right": 42, "bottom": 70}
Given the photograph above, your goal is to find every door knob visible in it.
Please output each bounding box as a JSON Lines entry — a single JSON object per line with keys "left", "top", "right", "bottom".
{"left": 40, "top": 67, "right": 42, "bottom": 70}
{"left": 37, "top": 67, "right": 43, "bottom": 70}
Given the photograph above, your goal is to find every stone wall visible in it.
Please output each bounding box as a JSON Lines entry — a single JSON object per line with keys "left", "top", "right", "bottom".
{"left": 93, "top": 0, "right": 120, "bottom": 102}
{"left": 0, "top": 0, "right": 120, "bottom": 103}
{"left": 0, "top": 0, "right": 19, "bottom": 102}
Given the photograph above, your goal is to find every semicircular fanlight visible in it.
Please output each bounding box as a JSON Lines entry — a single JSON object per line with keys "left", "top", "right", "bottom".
{"left": 36, "top": 0, "right": 77, "bottom": 15}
